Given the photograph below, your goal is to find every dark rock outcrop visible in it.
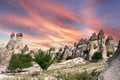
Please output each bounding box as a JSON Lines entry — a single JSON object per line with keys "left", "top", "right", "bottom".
{"left": 98, "top": 41, "right": 120, "bottom": 80}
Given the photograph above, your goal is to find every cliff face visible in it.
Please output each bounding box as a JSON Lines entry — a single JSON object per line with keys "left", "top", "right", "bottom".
{"left": 98, "top": 41, "right": 120, "bottom": 80}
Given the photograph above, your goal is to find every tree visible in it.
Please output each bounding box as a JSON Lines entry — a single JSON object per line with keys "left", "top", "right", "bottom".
{"left": 92, "top": 52, "right": 103, "bottom": 62}
{"left": 34, "top": 50, "right": 53, "bottom": 71}
{"left": 8, "top": 53, "right": 33, "bottom": 71}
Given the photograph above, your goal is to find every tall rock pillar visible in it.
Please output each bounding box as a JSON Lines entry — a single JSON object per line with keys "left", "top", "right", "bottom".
{"left": 98, "top": 30, "right": 107, "bottom": 59}
{"left": 89, "top": 32, "right": 99, "bottom": 60}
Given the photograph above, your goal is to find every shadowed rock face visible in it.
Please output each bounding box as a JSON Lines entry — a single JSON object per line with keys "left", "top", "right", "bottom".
{"left": 98, "top": 41, "right": 120, "bottom": 80}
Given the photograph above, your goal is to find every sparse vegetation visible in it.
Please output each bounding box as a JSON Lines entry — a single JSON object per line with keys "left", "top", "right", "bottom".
{"left": 92, "top": 52, "right": 103, "bottom": 62}
{"left": 56, "top": 69, "right": 100, "bottom": 80}
{"left": 107, "top": 51, "right": 114, "bottom": 57}
{"left": 8, "top": 53, "right": 33, "bottom": 71}
{"left": 34, "top": 50, "right": 53, "bottom": 71}
{"left": 3, "top": 59, "right": 104, "bottom": 80}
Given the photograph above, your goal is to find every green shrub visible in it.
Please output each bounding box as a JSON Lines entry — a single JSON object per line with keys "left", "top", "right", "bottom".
{"left": 34, "top": 50, "right": 53, "bottom": 70}
{"left": 92, "top": 52, "right": 102, "bottom": 62}
{"left": 107, "top": 51, "right": 114, "bottom": 57}
{"left": 8, "top": 53, "right": 33, "bottom": 71}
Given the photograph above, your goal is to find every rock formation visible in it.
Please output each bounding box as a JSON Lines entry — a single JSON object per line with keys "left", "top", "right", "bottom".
{"left": 89, "top": 32, "right": 99, "bottom": 60}
{"left": 98, "top": 30, "right": 107, "bottom": 59}
{"left": 0, "top": 33, "right": 30, "bottom": 63}
{"left": 72, "top": 39, "right": 88, "bottom": 58}
{"left": 57, "top": 30, "right": 116, "bottom": 61}
{"left": 98, "top": 41, "right": 120, "bottom": 80}
{"left": 6, "top": 33, "right": 15, "bottom": 51}
{"left": 105, "top": 36, "right": 114, "bottom": 52}
{"left": 60, "top": 45, "right": 72, "bottom": 60}
{"left": 0, "top": 30, "right": 117, "bottom": 63}
{"left": 22, "top": 44, "right": 29, "bottom": 53}
{"left": 48, "top": 47, "right": 56, "bottom": 59}
{"left": 6, "top": 33, "right": 24, "bottom": 53}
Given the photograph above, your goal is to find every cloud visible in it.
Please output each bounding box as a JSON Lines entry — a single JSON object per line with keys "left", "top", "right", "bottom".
{"left": 0, "top": 0, "right": 119, "bottom": 49}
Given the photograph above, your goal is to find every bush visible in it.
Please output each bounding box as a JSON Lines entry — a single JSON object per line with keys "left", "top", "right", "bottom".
{"left": 92, "top": 52, "right": 103, "bottom": 62}
{"left": 107, "top": 51, "right": 114, "bottom": 57}
{"left": 34, "top": 50, "right": 53, "bottom": 70}
{"left": 8, "top": 53, "right": 33, "bottom": 71}
{"left": 66, "top": 56, "right": 72, "bottom": 60}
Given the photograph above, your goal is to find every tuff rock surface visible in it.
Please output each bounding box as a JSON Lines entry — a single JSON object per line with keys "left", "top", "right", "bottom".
{"left": 98, "top": 41, "right": 120, "bottom": 80}
{"left": 56, "top": 30, "right": 116, "bottom": 60}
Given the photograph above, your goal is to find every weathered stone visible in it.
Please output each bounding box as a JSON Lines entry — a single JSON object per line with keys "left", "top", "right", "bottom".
{"left": 60, "top": 45, "right": 71, "bottom": 60}
{"left": 22, "top": 45, "right": 29, "bottom": 53}
{"left": 48, "top": 47, "right": 56, "bottom": 59}
{"left": 90, "top": 32, "right": 97, "bottom": 41}
{"left": 105, "top": 36, "right": 114, "bottom": 52}
{"left": 10, "top": 33, "right": 15, "bottom": 39}
{"left": 16, "top": 33, "right": 23, "bottom": 37}
{"left": 98, "top": 41, "right": 120, "bottom": 80}
{"left": 89, "top": 39, "right": 99, "bottom": 60}
{"left": 49, "top": 47, "right": 55, "bottom": 52}
{"left": 74, "top": 42, "right": 77, "bottom": 46}
{"left": 98, "top": 30, "right": 105, "bottom": 40}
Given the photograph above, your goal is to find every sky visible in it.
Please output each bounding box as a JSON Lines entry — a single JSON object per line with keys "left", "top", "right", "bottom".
{"left": 0, "top": 0, "right": 120, "bottom": 49}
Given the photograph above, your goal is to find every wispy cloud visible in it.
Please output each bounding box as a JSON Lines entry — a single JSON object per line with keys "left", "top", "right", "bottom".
{"left": 0, "top": 0, "right": 119, "bottom": 49}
